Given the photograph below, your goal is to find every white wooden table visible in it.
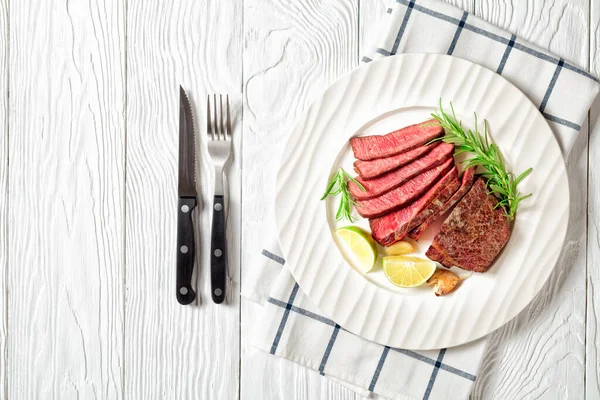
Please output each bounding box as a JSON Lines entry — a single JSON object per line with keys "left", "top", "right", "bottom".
{"left": 0, "top": 0, "right": 598, "bottom": 398}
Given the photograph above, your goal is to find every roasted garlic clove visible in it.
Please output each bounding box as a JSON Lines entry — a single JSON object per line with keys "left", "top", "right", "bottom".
{"left": 384, "top": 241, "right": 415, "bottom": 255}
{"left": 427, "top": 269, "right": 460, "bottom": 296}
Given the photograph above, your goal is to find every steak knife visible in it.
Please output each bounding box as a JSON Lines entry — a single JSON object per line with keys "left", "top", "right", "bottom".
{"left": 176, "top": 86, "right": 197, "bottom": 305}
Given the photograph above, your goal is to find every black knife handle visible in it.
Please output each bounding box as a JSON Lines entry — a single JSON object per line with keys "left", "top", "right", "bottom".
{"left": 211, "top": 195, "right": 227, "bottom": 303}
{"left": 176, "top": 197, "right": 197, "bottom": 305}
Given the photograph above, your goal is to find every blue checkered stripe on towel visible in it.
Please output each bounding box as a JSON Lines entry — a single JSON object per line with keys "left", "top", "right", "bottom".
{"left": 261, "top": 250, "right": 479, "bottom": 400}
{"left": 362, "top": 0, "right": 599, "bottom": 154}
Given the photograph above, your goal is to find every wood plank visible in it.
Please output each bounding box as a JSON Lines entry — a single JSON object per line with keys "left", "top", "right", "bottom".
{"left": 359, "top": 0, "right": 389, "bottom": 57}
{"left": 125, "top": 1, "right": 242, "bottom": 399}
{"left": 0, "top": 1, "right": 6, "bottom": 397}
{"left": 587, "top": 0, "right": 600, "bottom": 397}
{"left": 240, "top": 1, "right": 474, "bottom": 399}
{"left": 471, "top": 1, "right": 589, "bottom": 399}
{"left": 240, "top": 0, "right": 359, "bottom": 398}
{"left": 7, "top": 0, "right": 125, "bottom": 398}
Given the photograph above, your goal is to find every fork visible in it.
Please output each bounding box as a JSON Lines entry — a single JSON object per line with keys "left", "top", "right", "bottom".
{"left": 207, "top": 94, "right": 232, "bottom": 304}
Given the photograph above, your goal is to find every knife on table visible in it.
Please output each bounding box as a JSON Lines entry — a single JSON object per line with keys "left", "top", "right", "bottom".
{"left": 176, "top": 86, "right": 197, "bottom": 305}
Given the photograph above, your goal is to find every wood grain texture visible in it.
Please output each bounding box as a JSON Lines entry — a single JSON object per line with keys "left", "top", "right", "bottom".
{"left": 470, "top": 1, "right": 590, "bottom": 399}
{"left": 241, "top": 0, "right": 359, "bottom": 398}
{"left": 7, "top": 0, "right": 125, "bottom": 398}
{"left": 125, "top": 1, "right": 242, "bottom": 399}
{"left": 587, "top": 1, "right": 599, "bottom": 398}
{"left": 0, "top": 1, "right": 6, "bottom": 398}
{"left": 358, "top": 0, "right": 388, "bottom": 58}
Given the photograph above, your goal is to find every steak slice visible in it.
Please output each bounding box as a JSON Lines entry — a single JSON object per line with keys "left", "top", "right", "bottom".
{"left": 400, "top": 174, "right": 460, "bottom": 234}
{"left": 350, "top": 120, "right": 443, "bottom": 161}
{"left": 369, "top": 166, "right": 459, "bottom": 246}
{"left": 426, "top": 178, "right": 511, "bottom": 272}
{"left": 356, "top": 159, "right": 454, "bottom": 218}
{"left": 349, "top": 142, "right": 454, "bottom": 200}
{"left": 409, "top": 167, "right": 476, "bottom": 240}
{"left": 353, "top": 142, "right": 440, "bottom": 179}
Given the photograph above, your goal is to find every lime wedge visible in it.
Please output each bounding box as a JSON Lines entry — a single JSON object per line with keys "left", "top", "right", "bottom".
{"left": 336, "top": 226, "right": 378, "bottom": 273}
{"left": 383, "top": 256, "right": 436, "bottom": 288}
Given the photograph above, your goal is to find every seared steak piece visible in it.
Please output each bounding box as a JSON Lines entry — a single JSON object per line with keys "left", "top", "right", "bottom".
{"left": 401, "top": 173, "right": 460, "bottom": 234}
{"left": 369, "top": 167, "right": 459, "bottom": 245}
{"left": 425, "top": 246, "right": 450, "bottom": 265}
{"left": 409, "top": 167, "right": 476, "bottom": 240}
{"left": 356, "top": 159, "right": 454, "bottom": 218}
{"left": 349, "top": 142, "right": 454, "bottom": 200}
{"left": 353, "top": 142, "right": 440, "bottom": 179}
{"left": 426, "top": 178, "right": 511, "bottom": 272}
{"left": 350, "top": 120, "right": 443, "bottom": 161}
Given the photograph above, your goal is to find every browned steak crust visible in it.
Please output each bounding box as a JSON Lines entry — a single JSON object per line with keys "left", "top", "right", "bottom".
{"left": 426, "top": 178, "right": 511, "bottom": 272}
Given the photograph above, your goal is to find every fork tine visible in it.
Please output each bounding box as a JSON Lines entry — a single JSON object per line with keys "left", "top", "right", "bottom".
{"left": 207, "top": 95, "right": 213, "bottom": 140}
{"left": 226, "top": 95, "right": 231, "bottom": 140}
{"left": 214, "top": 94, "right": 219, "bottom": 141}
{"left": 207, "top": 94, "right": 233, "bottom": 142}
{"left": 219, "top": 94, "right": 225, "bottom": 141}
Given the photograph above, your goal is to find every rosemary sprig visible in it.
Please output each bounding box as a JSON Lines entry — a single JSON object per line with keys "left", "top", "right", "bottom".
{"left": 431, "top": 101, "right": 532, "bottom": 220}
{"left": 321, "top": 168, "right": 365, "bottom": 222}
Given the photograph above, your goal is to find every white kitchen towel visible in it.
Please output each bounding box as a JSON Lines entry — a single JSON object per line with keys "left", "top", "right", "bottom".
{"left": 241, "top": 0, "right": 600, "bottom": 399}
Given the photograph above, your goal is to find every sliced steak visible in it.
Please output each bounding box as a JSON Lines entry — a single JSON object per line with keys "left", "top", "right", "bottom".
{"left": 369, "top": 166, "right": 459, "bottom": 246}
{"left": 426, "top": 178, "right": 511, "bottom": 272}
{"left": 350, "top": 120, "right": 443, "bottom": 161}
{"left": 356, "top": 159, "right": 454, "bottom": 218}
{"left": 409, "top": 167, "right": 476, "bottom": 240}
{"left": 353, "top": 142, "right": 440, "bottom": 179}
{"left": 349, "top": 142, "right": 454, "bottom": 200}
{"left": 400, "top": 174, "right": 460, "bottom": 234}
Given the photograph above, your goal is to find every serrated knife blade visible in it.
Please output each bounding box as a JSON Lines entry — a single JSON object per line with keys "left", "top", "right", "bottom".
{"left": 179, "top": 86, "right": 197, "bottom": 197}
{"left": 176, "top": 86, "right": 197, "bottom": 305}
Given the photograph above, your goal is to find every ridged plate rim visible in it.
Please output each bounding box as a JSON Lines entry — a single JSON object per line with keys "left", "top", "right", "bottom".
{"left": 275, "top": 53, "right": 569, "bottom": 350}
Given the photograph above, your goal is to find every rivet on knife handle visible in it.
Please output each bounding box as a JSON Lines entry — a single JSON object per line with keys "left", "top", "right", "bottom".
{"left": 176, "top": 197, "right": 197, "bottom": 305}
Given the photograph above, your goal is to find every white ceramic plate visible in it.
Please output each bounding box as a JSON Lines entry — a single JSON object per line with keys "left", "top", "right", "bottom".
{"left": 275, "top": 54, "right": 569, "bottom": 350}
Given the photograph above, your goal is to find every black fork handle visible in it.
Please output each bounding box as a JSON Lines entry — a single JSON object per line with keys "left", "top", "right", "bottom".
{"left": 211, "top": 195, "right": 226, "bottom": 303}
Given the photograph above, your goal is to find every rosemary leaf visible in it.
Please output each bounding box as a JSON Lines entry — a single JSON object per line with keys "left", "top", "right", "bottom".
{"left": 431, "top": 100, "right": 533, "bottom": 220}
{"left": 321, "top": 168, "right": 365, "bottom": 222}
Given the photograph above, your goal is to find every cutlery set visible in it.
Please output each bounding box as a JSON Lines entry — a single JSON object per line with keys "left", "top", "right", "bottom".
{"left": 177, "top": 86, "right": 232, "bottom": 305}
